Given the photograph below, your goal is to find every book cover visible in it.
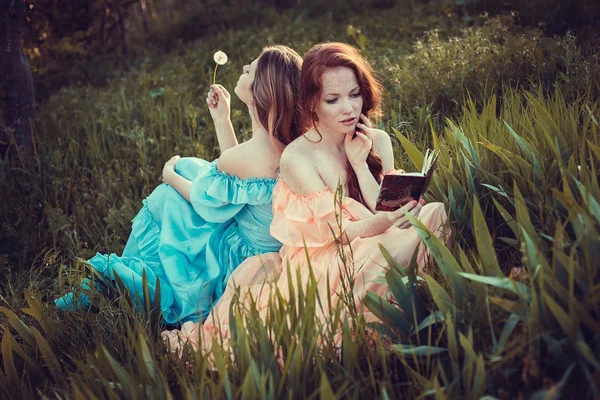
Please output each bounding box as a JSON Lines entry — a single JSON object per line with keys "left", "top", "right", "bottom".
{"left": 375, "top": 150, "right": 439, "bottom": 212}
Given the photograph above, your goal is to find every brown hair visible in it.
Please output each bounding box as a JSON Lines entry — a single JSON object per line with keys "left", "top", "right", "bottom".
{"left": 252, "top": 45, "right": 303, "bottom": 148}
{"left": 299, "top": 42, "right": 384, "bottom": 205}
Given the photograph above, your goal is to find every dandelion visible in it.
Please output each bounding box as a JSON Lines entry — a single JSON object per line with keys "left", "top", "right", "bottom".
{"left": 213, "top": 50, "right": 228, "bottom": 85}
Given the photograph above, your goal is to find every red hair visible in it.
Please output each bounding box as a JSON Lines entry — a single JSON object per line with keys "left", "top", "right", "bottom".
{"left": 300, "top": 42, "right": 384, "bottom": 205}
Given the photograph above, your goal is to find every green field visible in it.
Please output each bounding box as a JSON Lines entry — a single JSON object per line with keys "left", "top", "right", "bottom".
{"left": 1, "top": 1, "right": 599, "bottom": 398}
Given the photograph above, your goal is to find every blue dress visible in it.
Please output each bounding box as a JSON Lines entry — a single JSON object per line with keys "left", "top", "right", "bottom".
{"left": 55, "top": 157, "right": 282, "bottom": 324}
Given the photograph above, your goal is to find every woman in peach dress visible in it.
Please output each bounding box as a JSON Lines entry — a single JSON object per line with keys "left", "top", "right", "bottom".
{"left": 162, "top": 42, "right": 449, "bottom": 355}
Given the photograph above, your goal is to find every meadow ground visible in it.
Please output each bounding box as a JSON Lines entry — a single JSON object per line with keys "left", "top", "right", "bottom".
{"left": 1, "top": 2, "right": 599, "bottom": 398}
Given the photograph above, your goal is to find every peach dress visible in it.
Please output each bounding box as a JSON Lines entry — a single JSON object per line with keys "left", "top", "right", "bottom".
{"left": 161, "top": 177, "right": 449, "bottom": 355}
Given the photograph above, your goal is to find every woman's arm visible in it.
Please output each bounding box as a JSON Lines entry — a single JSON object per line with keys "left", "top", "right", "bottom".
{"left": 207, "top": 84, "right": 238, "bottom": 152}
{"left": 353, "top": 162, "right": 382, "bottom": 213}
{"left": 347, "top": 116, "right": 395, "bottom": 213}
{"left": 342, "top": 200, "right": 423, "bottom": 243}
{"left": 162, "top": 156, "right": 191, "bottom": 202}
{"left": 281, "top": 148, "right": 421, "bottom": 245}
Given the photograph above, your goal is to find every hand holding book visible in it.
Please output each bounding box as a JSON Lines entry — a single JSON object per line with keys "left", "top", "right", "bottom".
{"left": 375, "top": 149, "right": 440, "bottom": 211}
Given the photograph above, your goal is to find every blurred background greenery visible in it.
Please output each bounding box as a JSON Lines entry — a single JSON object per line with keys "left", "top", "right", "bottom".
{"left": 0, "top": 0, "right": 599, "bottom": 398}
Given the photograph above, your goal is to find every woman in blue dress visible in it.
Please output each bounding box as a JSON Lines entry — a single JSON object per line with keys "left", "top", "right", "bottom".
{"left": 55, "top": 45, "right": 303, "bottom": 324}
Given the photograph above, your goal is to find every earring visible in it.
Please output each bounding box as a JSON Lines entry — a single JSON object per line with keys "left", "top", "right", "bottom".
{"left": 249, "top": 98, "right": 253, "bottom": 103}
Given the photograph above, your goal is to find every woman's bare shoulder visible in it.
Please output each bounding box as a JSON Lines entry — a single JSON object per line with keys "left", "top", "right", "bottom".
{"left": 280, "top": 139, "right": 326, "bottom": 196}
{"left": 217, "top": 140, "right": 279, "bottom": 180}
{"left": 372, "top": 128, "right": 394, "bottom": 170}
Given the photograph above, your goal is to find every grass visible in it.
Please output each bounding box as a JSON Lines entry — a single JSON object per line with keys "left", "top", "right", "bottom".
{"left": 1, "top": 1, "right": 599, "bottom": 399}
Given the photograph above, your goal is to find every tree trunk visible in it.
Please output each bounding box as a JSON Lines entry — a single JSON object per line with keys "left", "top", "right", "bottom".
{"left": 140, "top": 0, "right": 149, "bottom": 33}
{"left": 117, "top": 5, "right": 128, "bottom": 56}
{"left": 0, "top": 0, "right": 35, "bottom": 158}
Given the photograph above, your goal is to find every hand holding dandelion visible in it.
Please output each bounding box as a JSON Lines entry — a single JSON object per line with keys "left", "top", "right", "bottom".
{"left": 213, "top": 51, "right": 228, "bottom": 85}
{"left": 206, "top": 84, "right": 231, "bottom": 123}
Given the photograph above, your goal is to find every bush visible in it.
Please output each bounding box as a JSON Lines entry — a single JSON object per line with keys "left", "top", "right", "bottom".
{"left": 465, "top": 0, "right": 600, "bottom": 37}
{"left": 385, "top": 17, "right": 600, "bottom": 118}
{"left": 2, "top": 3, "right": 600, "bottom": 399}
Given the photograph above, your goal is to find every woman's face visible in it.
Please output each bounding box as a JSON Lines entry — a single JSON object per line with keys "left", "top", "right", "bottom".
{"left": 314, "top": 66, "right": 363, "bottom": 136}
{"left": 234, "top": 56, "right": 259, "bottom": 105}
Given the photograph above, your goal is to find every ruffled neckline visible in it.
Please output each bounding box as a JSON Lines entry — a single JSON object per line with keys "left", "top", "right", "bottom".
{"left": 189, "top": 160, "right": 276, "bottom": 206}
{"left": 212, "top": 160, "right": 278, "bottom": 186}
{"left": 276, "top": 176, "right": 334, "bottom": 200}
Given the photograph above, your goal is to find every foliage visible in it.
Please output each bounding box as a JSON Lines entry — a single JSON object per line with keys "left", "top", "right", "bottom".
{"left": 463, "top": 0, "right": 600, "bottom": 37}
{"left": 373, "top": 88, "right": 600, "bottom": 398}
{"left": 385, "top": 16, "right": 600, "bottom": 120}
{"left": 1, "top": 3, "right": 600, "bottom": 399}
{"left": 22, "top": 0, "right": 454, "bottom": 104}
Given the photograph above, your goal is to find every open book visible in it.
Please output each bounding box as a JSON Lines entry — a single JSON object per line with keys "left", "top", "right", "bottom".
{"left": 375, "top": 149, "right": 440, "bottom": 211}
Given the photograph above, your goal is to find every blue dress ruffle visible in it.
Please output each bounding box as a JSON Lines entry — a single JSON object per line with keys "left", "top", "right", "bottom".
{"left": 55, "top": 158, "right": 282, "bottom": 324}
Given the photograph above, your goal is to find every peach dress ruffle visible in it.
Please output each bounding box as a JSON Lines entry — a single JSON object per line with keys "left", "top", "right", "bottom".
{"left": 161, "top": 177, "right": 449, "bottom": 355}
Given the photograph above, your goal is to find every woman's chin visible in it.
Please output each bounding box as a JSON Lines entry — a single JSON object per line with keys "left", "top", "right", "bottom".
{"left": 341, "top": 126, "right": 356, "bottom": 135}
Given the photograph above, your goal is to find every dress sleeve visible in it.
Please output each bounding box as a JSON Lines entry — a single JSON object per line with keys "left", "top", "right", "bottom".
{"left": 269, "top": 179, "right": 355, "bottom": 248}
{"left": 183, "top": 159, "right": 274, "bottom": 223}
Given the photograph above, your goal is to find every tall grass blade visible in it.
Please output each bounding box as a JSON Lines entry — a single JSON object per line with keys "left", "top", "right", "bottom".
{"left": 392, "top": 345, "right": 447, "bottom": 356}
{"left": 31, "top": 326, "right": 66, "bottom": 388}
{"left": 458, "top": 273, "right": 531, "bottom": 300}
{"left": 504, "top": 120, "right": 541, "bottom": 175}
{"left": 0, "top": 307, "right": 36, "bottom": 348}
{"left": 472, "top": 196, "right": 503, "bottom": 277}
{"left": 319, "top": 372, "right": 336, "bottom": 399}
{"left": 392, "top": 128, "right": 424, "bottom": 171}
{"left": 363, "top": 291, "right": 412, "bottom": 336}
{"left": 542, "top": 293, "right": 575, "bottom": 337}
{"left": 378, "top": 243, "right": 407, "bottom": 276}
{"left": 1, "top": 328, "right": 19, "bottom": 386}
{"left": 423, "top": 275, "right": 456, "bottom": 318}
{"left": 402, "top": 210, "right": 465, "bottom": 303}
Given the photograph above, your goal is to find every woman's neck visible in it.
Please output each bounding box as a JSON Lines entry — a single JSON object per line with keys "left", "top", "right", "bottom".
{"left": 249, "top": 109, "right": 268, "bottom": 138}
{"left": 313, "top": 123, "right": 346, "bottom": 153}
{"left": 249, "top": 112, "right": 284, "bottom": 153}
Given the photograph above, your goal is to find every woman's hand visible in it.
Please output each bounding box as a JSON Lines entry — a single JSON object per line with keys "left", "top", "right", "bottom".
{"left": 384, "top": 199, "right": 425, "bottom": 229}
{"left": 206, "top": 84, "right": 231, "bottom": 123}
{"left": 162, "top": 155, "right": 181, "bottom": 183}
{"left": 345, "top": 114, "right": 374, "bottom": 168}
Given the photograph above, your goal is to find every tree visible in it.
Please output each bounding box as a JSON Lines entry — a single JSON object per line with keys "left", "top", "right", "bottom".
{"left": 1, "top": 0, "right": 35, "bottom": 157}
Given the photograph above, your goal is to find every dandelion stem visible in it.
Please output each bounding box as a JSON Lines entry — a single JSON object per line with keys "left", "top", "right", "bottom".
{"left": 213, "top": 64, "right": 218, "bottom": 85}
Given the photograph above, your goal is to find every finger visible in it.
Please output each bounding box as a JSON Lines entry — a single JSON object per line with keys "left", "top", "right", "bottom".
{"left": 392, "top": 201, "right": 416, "bottom": 218}
{"left": 412, "top": 203, "right": 423, "bottom": 215}
{"left": 216, "top": 84, "right": 230, "bottom": 99}
{"left": 356, "top": 123, "right": 374, "bottom": 144}
{"left": 403, "top": 200, "right": 419, "bottom": 213}
{"left": 354, "top": 130, "right": 372, "bottom": 146}
{"left": 213, "top": 85, "right": 226, "bottom": 99}
{"left": 394, "top": 219, "right": 407, "bottom": 229}
{"left": 364, "top": 126, "right": 374, "bottom": 142}
{"left": 393, "top": 217, "right": 410, "bottom": 229}
{"left": 361, "top": 113, "right": 372, "bottom": 128}
{"left": 355, "top": 131, "right": 368, "bottom": 141}
{"left": 344, "top": 132, "right": 354, "bottom": 145}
